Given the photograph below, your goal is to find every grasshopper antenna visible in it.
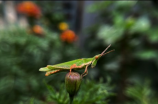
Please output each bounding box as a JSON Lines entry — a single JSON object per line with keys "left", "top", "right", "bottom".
{"left": 100, "top": 44, "right": 111, "bottom": 57}
{"left": 90, "top": 44, "right": 113, "bottom": 65}
{"left": 89, "top": 44, "right": 114, "bottom": 70}
{"left": 102, "top": 49, "right": 115, "bottom": 56}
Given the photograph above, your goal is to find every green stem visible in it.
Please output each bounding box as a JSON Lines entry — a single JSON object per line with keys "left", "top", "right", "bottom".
{"left": 28, "top": 17, "right": 35, "bottom": 27}
{"left": 69, "top": 94, "right": 74, "bottom": 104}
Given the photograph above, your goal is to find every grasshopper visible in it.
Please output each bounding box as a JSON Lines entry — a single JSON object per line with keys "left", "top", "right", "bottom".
{"left": 39, "top": 44, "right": 114, "bottom": 77}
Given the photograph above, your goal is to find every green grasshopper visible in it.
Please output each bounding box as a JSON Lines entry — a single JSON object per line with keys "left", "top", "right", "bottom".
{"left": 39, "top": 44, "right": 114, "bottom": 77}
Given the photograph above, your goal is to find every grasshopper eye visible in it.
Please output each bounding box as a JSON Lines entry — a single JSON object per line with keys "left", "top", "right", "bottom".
{"left": 95, "top": 56, "right": 99, "bottom": 60}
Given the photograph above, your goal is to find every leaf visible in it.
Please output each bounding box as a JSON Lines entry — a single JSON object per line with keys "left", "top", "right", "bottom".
{"left": 97, "top": 25, "right": 124, "bottom": 44}
{"left": 113, "top": 13, "right": 126, "bottom": 27}
{"left": 125, "top": 80, "right": 157, "bottom": 104}
{"left": 86, "top": 1, "right": 113, "bottom": 13}
{"left": 115, "top": 1, "right": 137, "bottom": 8}
{"left": 44, "top": 79, "right": 114, "bottom": 104}
{"left": 104, "top": 60, "right": 120, "bottom": 71}
{"left": 130, "top": 16, "right": 150, "bottom": 34}
{"left": 134, "top": 50, "right": 157, "bottom": 60}
{"left": 146, "top": 28, "right": 158, "bottom": 43}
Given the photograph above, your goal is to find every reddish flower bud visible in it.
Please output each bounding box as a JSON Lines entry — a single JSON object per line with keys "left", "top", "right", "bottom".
{"left": 60, "top": 30, "right": 78, "bottom": 43}
{"left": 65, "top": 72, "right": 82, "bottom": 97}
{"left": 16, "top": 1, "right": 41, "bottom": 18}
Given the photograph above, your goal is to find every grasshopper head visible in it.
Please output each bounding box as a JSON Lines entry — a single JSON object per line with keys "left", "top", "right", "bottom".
{"left": 91, "top": 54, "right": 101, "bottom": 68}
{"left": 91, "top": 44, "right": 114, "bottom": 68}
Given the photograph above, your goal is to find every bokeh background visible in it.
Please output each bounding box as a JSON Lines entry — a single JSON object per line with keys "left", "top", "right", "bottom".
{"left": 1, "top": 1, "right": 158, "bottom": 104}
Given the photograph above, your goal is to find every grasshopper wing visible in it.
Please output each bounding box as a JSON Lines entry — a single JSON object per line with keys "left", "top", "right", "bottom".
{"left": 39, "top": 67, "right": 50, "bottom": 71}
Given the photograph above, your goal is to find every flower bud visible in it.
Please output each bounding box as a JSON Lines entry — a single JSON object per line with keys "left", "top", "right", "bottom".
{"left": 65, "top": 72, "right": 82, "bottom": 97}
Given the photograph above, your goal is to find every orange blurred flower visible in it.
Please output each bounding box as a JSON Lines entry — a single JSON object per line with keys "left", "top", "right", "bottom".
{"left": 16, "top": 1, "right": 41, "bottom": 18}
{"left": 58, "top": 22, "right": 69, "bottom": 31}
{"left": 60, "top": 30, "right": 78, "bottom": 43}
{"left": 32, "top": 25, "right": 44, "bottom": 35}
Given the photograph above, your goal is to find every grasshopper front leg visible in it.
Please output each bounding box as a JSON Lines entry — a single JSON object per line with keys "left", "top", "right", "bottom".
{"left": 69, "top": 64, "right": 79, "bottom": 76}
{"left": 69, "top": 64, "right": 85, "bottom": 76}
{"left": 69, "top": 64, "right": 75, "bottom": 76}
{"left": 81, "top": 65, "right": 89, "bottom": 77}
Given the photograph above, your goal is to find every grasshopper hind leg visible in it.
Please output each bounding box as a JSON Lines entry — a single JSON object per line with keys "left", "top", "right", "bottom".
{"left": 45, "top": 69, "right": 62, "bottom": 76}
{"left": 81, "top": 65, "right": 89, "bottom": 77}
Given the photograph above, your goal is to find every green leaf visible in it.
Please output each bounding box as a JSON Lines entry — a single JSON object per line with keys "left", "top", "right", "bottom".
{"left": 146, "top": 28, "right": 158, "bottom": 43}
{"left": 125, "top": 80, "right": 157, "bottom": 104}
{"left": 113, "top": 14, "right": 125, "bottom": 27}
{"left": 134, "top": 50, "right": 157, "bottom": 60}
{"left": 86, "top": 1, "right": 113, "bottom": 13}
{"left": 115, "top": 1, "right": 137, "bottom": 8}
{"left": 130, "top": 16, "right": 150, "bottom": 34}
{"left": 97, "top": 25, "right": 124, "bottom": 44}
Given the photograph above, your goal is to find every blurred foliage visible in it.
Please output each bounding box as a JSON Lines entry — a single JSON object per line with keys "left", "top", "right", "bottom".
{"left": 0, "top": 26, "right": 80, "bottom": 104}
{"left": 34, "top": 1, "right": 67, "bottom": 32}
{"left": 85, "top": 1, "right": 158, "bottom": 104}
{"left": 125, "top": 79, "right": 158, "bottom": 104}
{"left": 1, "top": 1, "right": 81, "bottom": 104}
{"left": 45, "top": 78, "right": 114, "bottom": 104}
